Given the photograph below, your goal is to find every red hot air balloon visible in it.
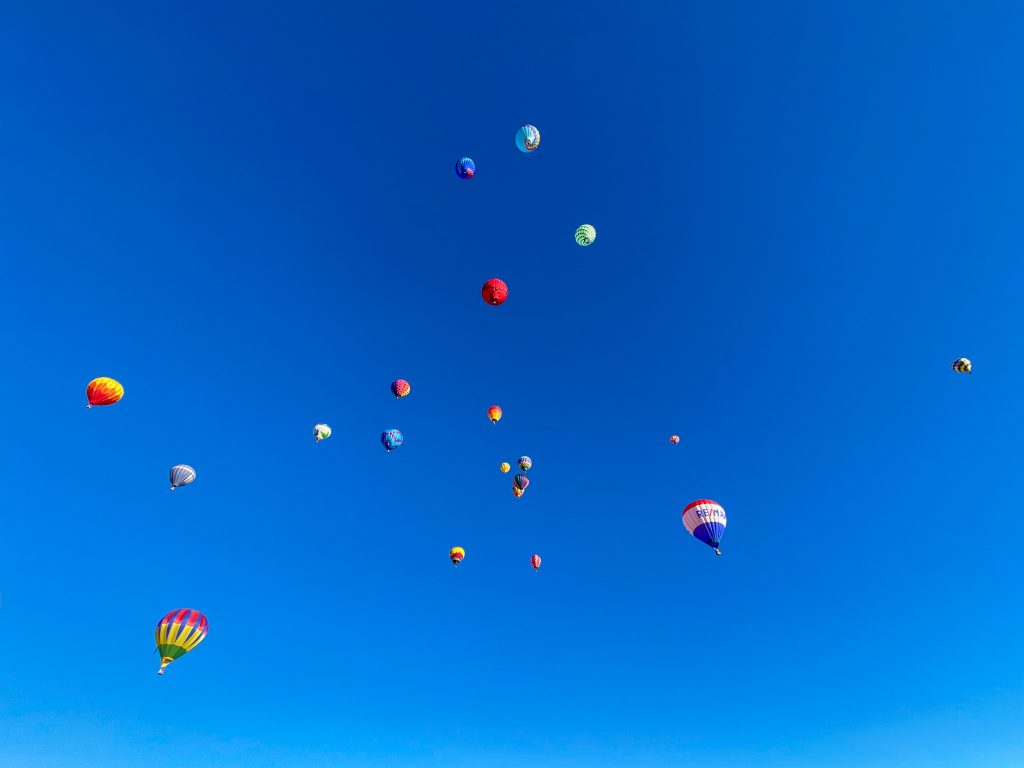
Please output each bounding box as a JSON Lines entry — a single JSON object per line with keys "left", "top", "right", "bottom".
{"left": 531, "top": 554, "right": 542, "bottom": 571}
{"left": 482, "top": 279, "right": 508, "bottom": 306}
{"left": 391, "top": 379, "right": 411, "bottom": 398}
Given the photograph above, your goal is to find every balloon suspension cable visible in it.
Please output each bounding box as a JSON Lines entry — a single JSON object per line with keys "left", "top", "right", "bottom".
{"left": 157, "top": 667, "right": 165, "bottom": 675}
{"left": 715, "top": 549, "right": 722, "bottom": 556}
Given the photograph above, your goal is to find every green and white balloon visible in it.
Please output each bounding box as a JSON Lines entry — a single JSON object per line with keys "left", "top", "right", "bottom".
{"left": 575, "top": 224, "right": 596, "bottom": 246}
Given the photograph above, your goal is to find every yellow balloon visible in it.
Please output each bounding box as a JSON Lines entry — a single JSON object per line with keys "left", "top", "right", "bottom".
{"left": 500, "top": 462, "right": 511, "bottom": 473}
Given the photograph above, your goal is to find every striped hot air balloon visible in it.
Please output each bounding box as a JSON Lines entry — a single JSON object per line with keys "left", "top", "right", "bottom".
{"left": 86, "top": 377, "right": 123, "bottom": 407}
{"left": 449, "top": 546, "right": 465, "bottom": 566}
{"left": 952, "top": 358, "right": 972, "bottom": 374}
{"left": 487, "top": 405, "right": 503, "bottom": 424}
{"left": 682, "top": 499, "right": 727, "bottom": 556}
{"left": 518, "top": 456, "right": 532, "bottom": 471}
{"left": 155, "top": 608, "right": 208, "bottom": 675}
{"left": 513, "top": 473, "right": 530, "bottom": 495}
{"left": 169, "top": 464, "right": 196, "bottom": 491}
{"left": 530, "top": 554, "right": 542, "bottom": 571}
{"left": 515, "top": 124, "right": 541, "bottom": 152}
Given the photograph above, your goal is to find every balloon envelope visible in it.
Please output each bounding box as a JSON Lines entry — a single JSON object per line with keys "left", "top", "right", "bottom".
{"left": 391, "top": 379, "right": 411, "bottom": 397}
{"left": 515, "top": 124, "right": 541, "bottom": 152}
{"left": 169, "top": 464, "right": 196, "bottom": 490}
{"left": 669, "top": 435, "right": 680, "bottom": 445}
{"left": 682, "top": 499, "right": 727, "bottom": 552}
{"left": 314, "top": 424, "right": 332, "bottom": 442}
{"left": 500, "top": 462, "right": 511, "bottom": 473}
{"left": 518, "top": 456, "right": 532, "bottom": 471}
{"left": 455, "top": 157, "right": 475, "bottom": 179}
{"left": 531, "top": 554, "right": 542, "bottom": 570}
{"left": 952, "top": 358, "right": 972, "bottom": 374}
{"left": 449, "top": 546, "right": 465, "bottom": 566}
{"left": 482, "top": 279, "right": 508, "bottom": 306}
{"left": 488, "top": 405, "right": 503, "bottom": 423}
{"left": 381, "top": 429, "right": 404, "bottom": 452}
{"left": 575, "top": 224, "right": 596, "bottom": 246}
{"left": 513, "top": 473, "right": 530, "bottom": 491}
{"left": 155, "top": 608, "right": 208, "bottom": 675}
{"left": 86, "top": 377, "right": 124, "bottom": 407}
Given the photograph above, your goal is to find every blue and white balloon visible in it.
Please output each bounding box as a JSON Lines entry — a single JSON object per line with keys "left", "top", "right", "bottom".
{"left": 682, "top": 499, "right": 726, "bottom": 556}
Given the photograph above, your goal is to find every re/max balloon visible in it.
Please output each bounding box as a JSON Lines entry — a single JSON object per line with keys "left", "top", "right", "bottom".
{"left": 682, "top": 499, "right": 727, "bottom": 556}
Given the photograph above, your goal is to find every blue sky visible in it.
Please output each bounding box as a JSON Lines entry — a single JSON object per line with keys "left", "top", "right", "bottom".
{"left": 1, "top": 2, "right": 1023, "bottom": 766}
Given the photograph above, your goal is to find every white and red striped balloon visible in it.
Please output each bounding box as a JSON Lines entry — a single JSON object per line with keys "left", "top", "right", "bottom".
{"left": 530, "top": 554, "right": 542, "bottom": 571}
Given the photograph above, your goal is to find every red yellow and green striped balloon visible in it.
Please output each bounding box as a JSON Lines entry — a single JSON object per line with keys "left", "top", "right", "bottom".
{"left": 155, "top": 608, "right": 208, "bottom": 675}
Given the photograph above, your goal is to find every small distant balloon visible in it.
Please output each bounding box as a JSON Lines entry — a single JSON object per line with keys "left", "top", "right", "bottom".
{"left": 381, "top": 429, "right": 404, "bottom": 452}
{"left": 575, "top": 224, "right": 597, "bottom": 246}
{"left": 518, "top": 456, "right": 532, "bottom": 471}
{"left": 500, "top": 462, "right": 511, "bottom": 473}
{"left": 669, "top": 435, "right": 680, "bottom": 445}
{"left": 952, "top": 358, "right": 972, "bottom": 374}
{"left": 515, "top": 124, "right": 541, "bottom": 152}
{"left": 482, "top": 278, "right": 508, "bottom": 306}
{"left": 455, "top": 157, "right": 476, "bottom": 179}
{"left": 169, "top": 464, "right": 196, "bottom": 491}
{"left": 391, "top": 379, "right": 411, "bottom": 398}
{"left": 86, "top": 377, "right": 123, "bottom": 408}
{"left": 488, "top": 405, "right": 503, "bottom": 424}
{"left": 314, "top": 424, "right": 332, "bottom": 442}
{"left": 530, "top": 554, "right": 542, "bottom": 571}
{"left": 449, "top": 546, "right": 465, "bottom": 566}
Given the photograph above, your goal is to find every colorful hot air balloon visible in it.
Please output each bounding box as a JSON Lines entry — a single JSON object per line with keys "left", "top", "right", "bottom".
{"left": 575, "top": 224, "right": 596, "bottom": 246}
{"left": 515, "top": 124, "right": 541, "bottom": 152}
{"left": 500, "top": 462, "right": 511, "bottom": 473}
{"left": 455, "top": 157, "right": 475, "bottom": 179}
{"left": 314, "top": 424, "right": 332, "bottom": 442}
{"left": 518, "top": 456, "right": 532, "bottom": 471}
{"left": 381, "top": 429, "right": 404, "bottom": 452}
{"left": 952, "top": 358, "right": 972, "bottom": 374}
{"left": 682, "top": 499, "right": 727, "bottom": 556}
{"left": 391, "top": 379, "right": 411, "bottom": 398}
{"left": 513, "top": 473, "right": 530, "bottom": 494}
{"left": 487, "top": 405, "right": 503, "bottom": 423}
{"left": 169, "top": 464, "right": 196, "bottom": 491}
{"left": 669, "top": 435, "right": 680, "bottom": 445}
{"left": 530, "top": 554, "right": 542, "bottom": 571}
{"left": 449, "top": 546, "right": 465, "bottom": 566}
{"left": 155, "top": 608, "right": 208, "bottom": 675}
{"left": 513, "top": 486, "right": 524, "bottom": 498}
{"left": 482, "top": 278, "right": 508, "bottom": 306}
{"left": 86, "top": 377, "right": 123, "bottom": 408}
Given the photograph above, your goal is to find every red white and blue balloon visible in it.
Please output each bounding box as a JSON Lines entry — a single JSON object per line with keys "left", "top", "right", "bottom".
{"left": 682, "top": 499, "right": 727, "bottom": 555}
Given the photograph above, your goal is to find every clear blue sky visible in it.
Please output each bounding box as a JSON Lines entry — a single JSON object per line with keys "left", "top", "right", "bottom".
{"left": 0, "top": 2, "right": 1022, "bottom": 766}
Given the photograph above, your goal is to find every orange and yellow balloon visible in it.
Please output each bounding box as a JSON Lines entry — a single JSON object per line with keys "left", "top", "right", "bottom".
{"left": 155, "top": 608, "right": 208, "bottom": 675}
{"left": 86, "top": 377, "right": 123, "bottom": 408}
{"left": 500, "top": 462, "right": 511, "bottom": 473}
{"left": 488, "top": 405, "right": 502, "bottom": 424}
{"left": 449, "top": 546, "right": 465, "bottom": 566}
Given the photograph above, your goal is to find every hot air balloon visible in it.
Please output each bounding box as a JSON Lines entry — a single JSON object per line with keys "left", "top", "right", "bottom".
{"left": 488, "top": 405, "right": 503, "bottom": 423}
{"left": 86, "top": 377, "right": 123, "bottom": 407}
{"left": 155, "top": 608, "right": 208, "bottom": 675}
{"left": 515, "top": 124, "right": 541, "bottom": 152}
{"left": 518, "top": 456, "right": 532, "bottom": 471}
{"left": 500, "top": 462, "right": 511, "bottom": 473}
{"left": 314, "top": 424, "right": 332, "bottom": 442}
{"left": 575, "top": 224, "right": 596, "bottom": 246}
{"left": 391, "top": 379, "right": 411, "bottom": 398}
{"left": 682, "top": 499, "right": 727, "bottom": 556}
{"left": 381, "top": 429, "right": 404, "bottom": 452}
{"left": 669, "top": 435, "right": 680, "bottom": 445}
{"left": 455, "top": 157, "right": 476, "bottom": 179}
{"left": 482, "top": 278, "right": 508, "bottom": 306}
{"left": 169, "top": 464, "right": 196, "bottom": 491}
{"left": 449, "top": 546, "right": 465, "bottom": 566}
{"left": 530, "top": 554, "right": 542, "bottom": 571}
{"left": 952, "top": 358, "right": 972, "bottom": 374}
{"left": 513, "top": 473, "right": 530, "bottom": 494}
